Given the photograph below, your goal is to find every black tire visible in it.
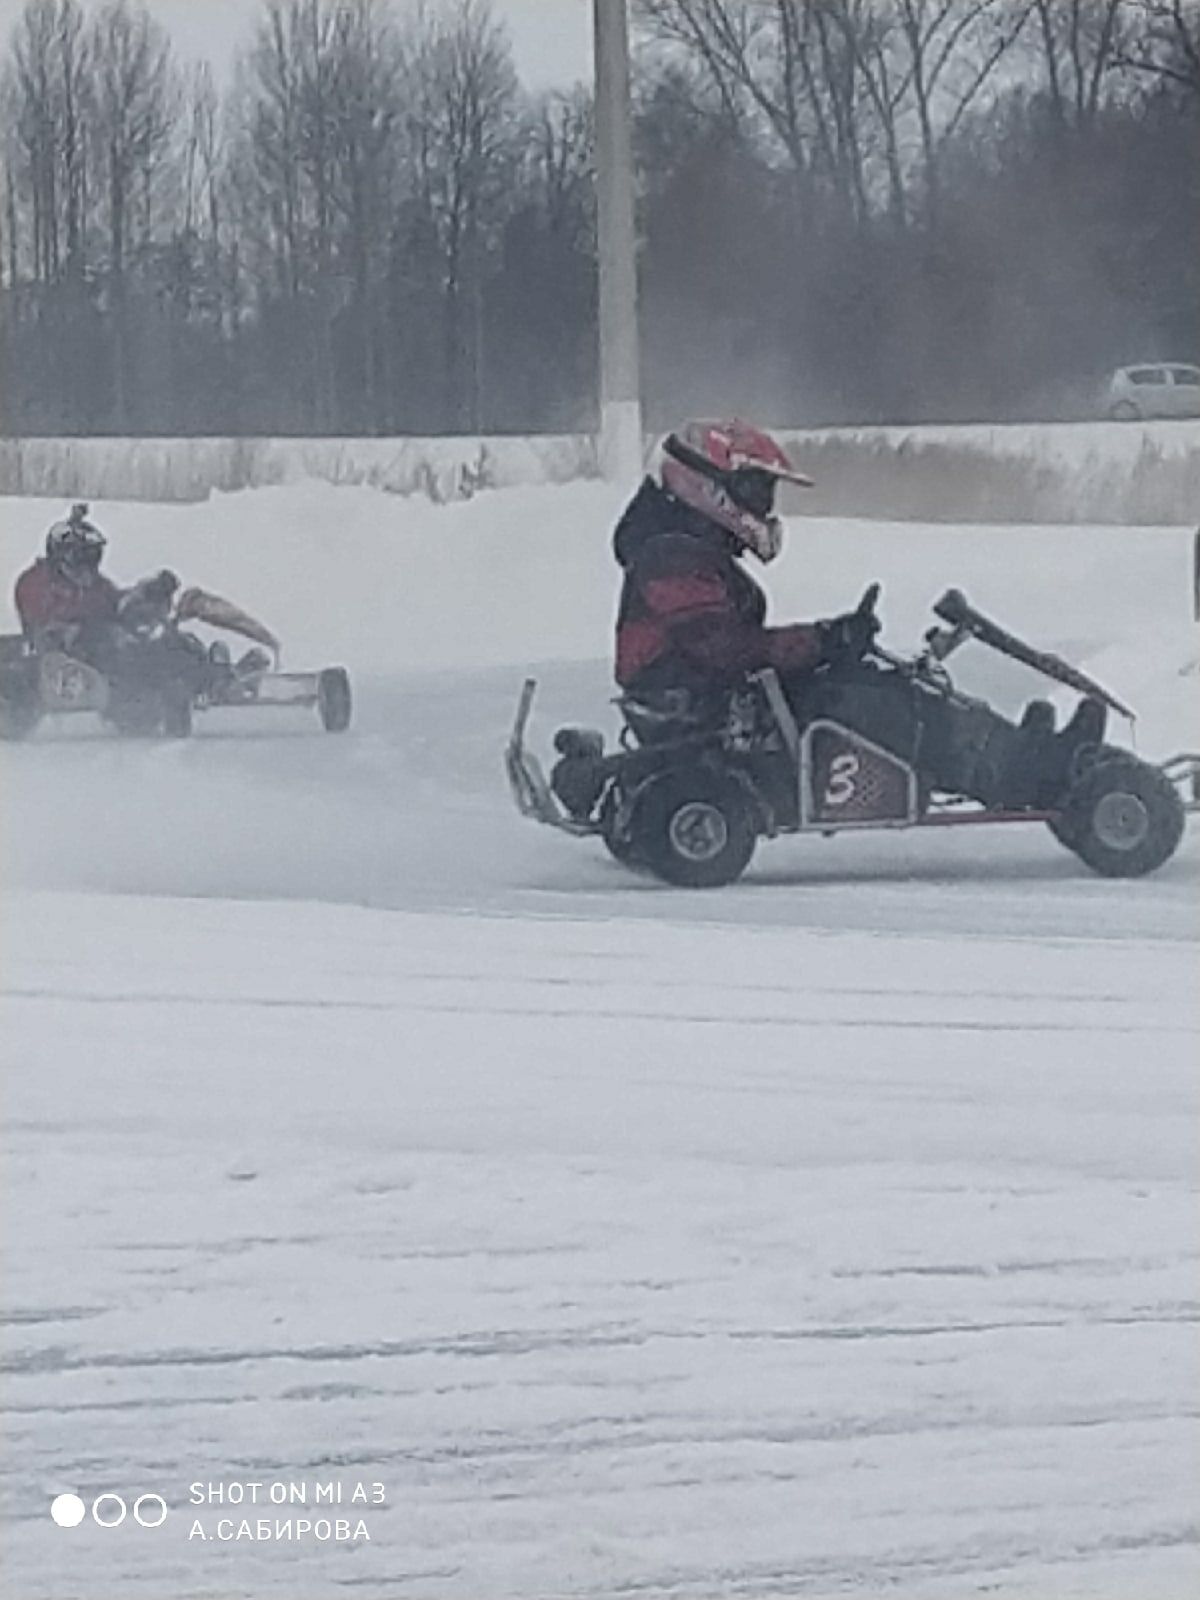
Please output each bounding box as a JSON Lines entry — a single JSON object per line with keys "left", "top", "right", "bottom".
{"left": 160, "top": 687, "right": 194, "bottom": 739}
{"left": 318, "top": 667, "right": 352, "bottom": 733}
{"left": 1109, "top": 400, "right": 1140, "bottom": 422}
{"left": 1055, "top": 756, "right": 1184, "bottom": 878}
{"left": 105, "top": 690, "right": 167, "bottom": 737}
{"left": 1047, "top": 745, "right": 1134, "bottom": 852}
{"left": 630, "top": 767, "right": 757, "bottom": 888}
{"left": 1046, "top": 810, "right": 1081, "bottom": 850}
{"left": 599, "top": 789, "right": 649, "bottom": 872}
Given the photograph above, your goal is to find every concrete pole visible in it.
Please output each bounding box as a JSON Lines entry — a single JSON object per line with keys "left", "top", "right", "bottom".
{"left": 593, "top": 0, "right": 643, "bottom": 484}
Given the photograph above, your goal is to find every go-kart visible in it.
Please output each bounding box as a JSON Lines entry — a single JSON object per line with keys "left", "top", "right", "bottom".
{"left": 0, "top": 578, "right": 352, "bottom": 741}
{"left": 507, "top": 585, "right": 1197, "bottom": 887}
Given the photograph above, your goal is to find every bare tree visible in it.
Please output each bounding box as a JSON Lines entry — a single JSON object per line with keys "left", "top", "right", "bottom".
{"left": 407, "top": 0, "right": 519, "bottom": 429}
{"left": 87, "top": 0, "right": 175, "bottom": 423}
{"left": 1116, "top": 0, "right": 1200, "bottom": 96}
{"left": 639, "top": 0, "right": 1031, "bottom": 225}
{"left": 888, "top": 0, "right": 1033, "bottom": 216}
{"left": 328, "top": 0, "right": 405, "bottom": 427}
{"left": 3, "top": 0, "right": 90, "bottom": 284}
{"left": 1028, "top": 0, "right": 1134, "bottom": 128}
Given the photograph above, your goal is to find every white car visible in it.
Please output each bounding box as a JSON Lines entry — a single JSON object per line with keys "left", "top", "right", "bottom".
{"left": 1107, "top": 362, "right": 1200, "bottom": 420}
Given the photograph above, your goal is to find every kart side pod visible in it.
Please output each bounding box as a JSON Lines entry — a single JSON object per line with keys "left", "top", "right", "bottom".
{"left": 506, "top": 674, "right": 926, "bottom": 836}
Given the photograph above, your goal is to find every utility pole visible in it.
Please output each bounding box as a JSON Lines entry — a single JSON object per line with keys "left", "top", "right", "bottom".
{"left": 593, "top": 0, "right": 643, "bottom": 484}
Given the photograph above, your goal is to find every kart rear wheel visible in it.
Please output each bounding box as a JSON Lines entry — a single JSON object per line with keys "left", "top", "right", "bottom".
{"left": 1056, "top": 755, "right": 1184, "bottom": 878}
{"left": 600, "top": 790, "right": 649, "bottom": 873}
{"left": 318, "top": 667, "right": 352, "bottom": 733}
{"left": 632, "top": 768, "right": 757, "bottom": 888}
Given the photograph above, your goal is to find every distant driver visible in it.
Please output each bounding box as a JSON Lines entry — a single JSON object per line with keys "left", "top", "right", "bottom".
{"left": 14, "top": 504, "right": 120, "bottom": 650}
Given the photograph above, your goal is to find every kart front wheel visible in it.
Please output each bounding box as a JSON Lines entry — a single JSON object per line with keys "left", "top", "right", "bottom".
{"left": 0, "top": 691, "right": 42, "bottom": 741}
{"left": 1054, "top": 756, "right": 1184, "bottom": 878}
{"left": 160, "top": 687, "right": 194, "bottom": 739}
{"left": 632, "top": 768, "right": 757, "bottom": 888}
{"left": 318, "top": 667, "right": 352, "bottom": 733}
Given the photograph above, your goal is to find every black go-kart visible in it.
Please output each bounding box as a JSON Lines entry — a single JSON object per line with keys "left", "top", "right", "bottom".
{"left": 507, "top": 585, "right": 1197, "bottom": 888}
{"left": 0, "top": 579, "right": 352, "bottom": 742}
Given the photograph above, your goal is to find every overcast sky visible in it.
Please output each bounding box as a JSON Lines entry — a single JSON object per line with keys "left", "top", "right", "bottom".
{"left": 0, "top": 0, "right": 595, "bottom": 88}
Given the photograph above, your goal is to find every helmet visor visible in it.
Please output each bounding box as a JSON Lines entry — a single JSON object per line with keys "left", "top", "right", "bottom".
{"left": 728, "top": 466, "right": 777, "bottom": 520}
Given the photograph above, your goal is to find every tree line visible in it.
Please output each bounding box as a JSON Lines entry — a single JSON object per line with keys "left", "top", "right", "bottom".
{"left": 1, "top": 0, "right": 1196, "bottom": 437}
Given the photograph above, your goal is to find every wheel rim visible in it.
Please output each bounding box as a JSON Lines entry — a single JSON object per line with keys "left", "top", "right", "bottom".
{"left": 1092, "top": 790, "right": 1150, "bottom": 851}
{"left": 668, "top": 800, "right": 729, "bottom": 863}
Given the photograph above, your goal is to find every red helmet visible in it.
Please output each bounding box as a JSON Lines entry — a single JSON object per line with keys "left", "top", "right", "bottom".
{"left": 657, "top": 419, "right": 812, "bottom": 563}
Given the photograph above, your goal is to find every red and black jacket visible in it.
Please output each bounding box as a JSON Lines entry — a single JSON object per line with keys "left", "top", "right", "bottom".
{"left": 613, "top": 479, "right": 819, "bottom": 692}
{"left": 14, "top": 559, "right": 120, "bottom": 639}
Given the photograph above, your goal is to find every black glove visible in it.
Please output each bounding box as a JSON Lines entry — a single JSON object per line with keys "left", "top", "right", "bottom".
{"left": 818, "top": 607, "right": 881, "bottom": 665}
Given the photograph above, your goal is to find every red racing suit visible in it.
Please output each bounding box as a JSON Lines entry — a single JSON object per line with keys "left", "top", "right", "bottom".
{"left": 613, "top": 479, "right": 820, "bottom": 693}
{"left": 14, "top": 558, "right": 121, "bottom": 641}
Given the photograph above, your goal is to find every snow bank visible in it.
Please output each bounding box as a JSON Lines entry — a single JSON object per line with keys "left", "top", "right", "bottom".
{"left": 1, "top": 418, "right": 1197, "bottom": 522}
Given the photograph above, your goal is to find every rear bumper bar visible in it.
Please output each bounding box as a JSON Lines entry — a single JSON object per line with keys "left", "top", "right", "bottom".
{"left": 505, "top": 679, "right": 597, "bottom": 835}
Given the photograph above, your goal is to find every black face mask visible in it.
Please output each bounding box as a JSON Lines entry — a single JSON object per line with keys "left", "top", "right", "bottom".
{"left": 727, "top": 467, "right": 777, "bottom": 520}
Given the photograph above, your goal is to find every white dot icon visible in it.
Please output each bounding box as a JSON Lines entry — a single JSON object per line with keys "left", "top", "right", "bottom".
{"left": 50, "top": 1494, "right": 86, "bottom": 1528}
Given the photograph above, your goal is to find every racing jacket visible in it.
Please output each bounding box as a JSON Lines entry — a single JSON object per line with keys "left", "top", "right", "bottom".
{"left": 14, "top": 559, "right": 121, "bottom": 641}
{"left": 613, "top": 478, "right": 821, "bottom": 692}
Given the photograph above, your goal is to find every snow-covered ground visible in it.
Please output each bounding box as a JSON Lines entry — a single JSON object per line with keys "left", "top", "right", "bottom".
{"left": 1, "top": 484, "right": 1197, "bottom": 1599}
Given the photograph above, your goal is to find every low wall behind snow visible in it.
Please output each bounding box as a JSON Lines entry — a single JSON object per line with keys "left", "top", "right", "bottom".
{"left": 778, "top": 421, "right": 1200, "bottom": 527}
{"left": 0, "top": 434, "right": 597, "bottom": 508}
{"left": 1, "top": 420, "right": 1197, "bottom": 524}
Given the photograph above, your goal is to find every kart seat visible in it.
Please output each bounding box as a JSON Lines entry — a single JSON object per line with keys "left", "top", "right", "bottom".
{"left": 617, "top": 687, "right": 718, "bottom": 744}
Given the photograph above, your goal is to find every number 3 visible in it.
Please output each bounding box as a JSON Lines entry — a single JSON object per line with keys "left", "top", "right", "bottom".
{"left": 824, "top": 751, "right": 859, "bottom": 806}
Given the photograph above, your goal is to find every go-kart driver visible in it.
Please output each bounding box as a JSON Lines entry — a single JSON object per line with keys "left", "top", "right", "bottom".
{"left": 14, "top": 505, "right": 121, "bottom": 647}
{"left": 13, "top": 505, "right": 279, "bottom": 701}
{"left": 612, "top": 419, "right": 1103, "bottom": 810}
{"left": 13, "top": 508, "right": 204, "bottom": 698}
{"left": 614, "top": 420, "right": 874, "bottom": 693}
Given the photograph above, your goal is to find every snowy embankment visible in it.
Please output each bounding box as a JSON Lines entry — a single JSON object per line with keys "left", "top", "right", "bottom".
{"left": 1, "top": 483, "right": 1197, "bottom": 1600}
{"left": 2, "top": 417, "right": 1197, "bottom": 522}
{"left": 782, "top": 419, "right": 1200, "bottom": 525}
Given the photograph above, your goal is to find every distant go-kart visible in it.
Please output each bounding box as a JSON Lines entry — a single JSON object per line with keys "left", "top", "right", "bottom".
{"left": 508, "top": 586, "right": 1197, "bottom": 887}
{"left": 0, "top": 579, "right": 352, "bottom": 741}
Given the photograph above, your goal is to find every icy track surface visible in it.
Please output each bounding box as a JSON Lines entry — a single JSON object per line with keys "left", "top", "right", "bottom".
{"left": 2, "top": 485, "right": 1198, "bottom": 1600}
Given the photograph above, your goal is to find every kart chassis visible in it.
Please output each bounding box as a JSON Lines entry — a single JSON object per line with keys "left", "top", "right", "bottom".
{"left": 507, "top": 583, "right": 1200, "bottom": 841}
{"left": 1, "top": 632, "right": 352, "bottom": 736}
{"left": 506, "top": 671, "right": 1077, "bottom": 843}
